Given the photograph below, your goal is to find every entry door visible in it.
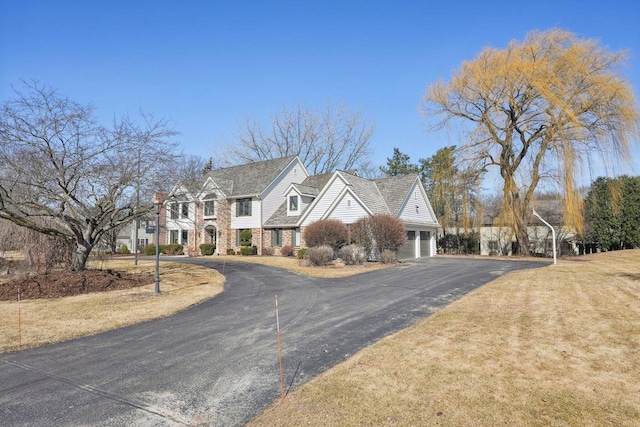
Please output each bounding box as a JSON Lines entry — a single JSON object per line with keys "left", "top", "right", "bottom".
{"left": 420, "top": 231, "right": 430, "bottom": 257}
{"left": 397, "top": 231, "right": 416, "bottom": 259}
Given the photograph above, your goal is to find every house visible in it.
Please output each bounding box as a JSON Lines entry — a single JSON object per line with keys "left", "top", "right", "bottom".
{"left": 476, "top": 198, "right": 579, "bottom": 256}
{"left": 114, "top": 214, "right": 155, "bottom": 253}
{"left": 157, "top": 156, "right": 440, "bottom": 259}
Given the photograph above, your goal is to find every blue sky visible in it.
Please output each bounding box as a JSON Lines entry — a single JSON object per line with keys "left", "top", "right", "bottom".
{"left": 1, "top": 0, "right": 639, "bottom": 182}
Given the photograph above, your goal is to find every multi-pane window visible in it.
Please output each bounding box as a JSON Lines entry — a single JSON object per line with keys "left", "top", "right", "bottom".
{"left": 271, "top": 229, "right": 282, "bottom": 247}
{"left": 488, "top": 241, "right": 499, "bottom": 253}
{"left": 204, "top": 200, "right": 217, "bottom": 217}
{"left": 289, "top": 195, "right": 298, "bottom": 211}
{"left": 170, "top": 230, "right": 179, "bottom": 244}
{"left": 181, "top": 203, "right": 189, "bottom": 219}
{"left": 181, "top": 230, "right": 189, "bottom": 244}
{"left": 170, "top": 203, "right": 179, "bottom": 220}
{"left": 236, "top": 198, "right": 252, "bottom": 216}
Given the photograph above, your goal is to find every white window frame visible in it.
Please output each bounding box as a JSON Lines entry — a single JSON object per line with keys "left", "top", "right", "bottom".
{"left": 204, "top": 199, "right": 217, "bottom": 217}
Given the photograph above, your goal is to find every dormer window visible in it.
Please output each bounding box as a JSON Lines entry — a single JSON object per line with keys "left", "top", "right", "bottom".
{"left": 289, "top": 195, "right": 299, "bottom": 211}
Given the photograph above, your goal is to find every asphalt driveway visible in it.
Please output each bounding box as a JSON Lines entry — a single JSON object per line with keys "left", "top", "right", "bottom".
{"left": 0, "top": 257, "right": 547, "bottom": 426}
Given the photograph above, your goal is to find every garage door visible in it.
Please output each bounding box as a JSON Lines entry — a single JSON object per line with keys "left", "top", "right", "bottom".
{"left": 420, "top": 231, "right": 430, "bottom": 257}
{"left": 397, "top": 230, "right": 416, "bottom": 259}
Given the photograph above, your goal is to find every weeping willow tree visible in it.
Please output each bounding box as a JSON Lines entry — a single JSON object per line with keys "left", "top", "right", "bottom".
{"left": 423, "top": 29, "right": 639, "bottom": 254}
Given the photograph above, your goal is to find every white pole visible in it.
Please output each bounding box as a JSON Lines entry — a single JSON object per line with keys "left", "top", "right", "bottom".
{"left": 533, "top": 209, "right": 556, "bottom": 265}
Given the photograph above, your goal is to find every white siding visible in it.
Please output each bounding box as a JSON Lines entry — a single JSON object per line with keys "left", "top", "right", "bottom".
{"left": 398, "top": 182, "right": 436, "bottom": 224}
{"left": 262, "top": 158, "right": 307, "bottom": 223}
{"left": 231, "top": 198, "right": 261, "bottom": 229}
{"left": 302, "top": 177, "right": 347, "bottom": 225}
{"left": 326, "top": 191, "right": 369, "bottom": 224}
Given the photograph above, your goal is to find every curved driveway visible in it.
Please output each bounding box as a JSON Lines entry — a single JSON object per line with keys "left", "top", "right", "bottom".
{"left": 0, "top": 257, "right": 547, "bottom": 426}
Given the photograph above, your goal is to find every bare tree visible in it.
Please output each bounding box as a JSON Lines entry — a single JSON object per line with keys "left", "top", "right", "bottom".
{"left": 0, "top": 81, "right": 179, "bottom": 270}
{"left": 220, "top": 104, "right": 374, "bottom": 174}
{"left": 423, "top": 29, "right": 639, "bottom": 254}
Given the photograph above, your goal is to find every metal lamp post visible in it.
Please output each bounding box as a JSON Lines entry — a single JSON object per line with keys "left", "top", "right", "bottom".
{"left": 154, "top": 195, "right": 162, "bottom": 294}
{"left": 533, "top": 209, "right": 556, "bottom": 265}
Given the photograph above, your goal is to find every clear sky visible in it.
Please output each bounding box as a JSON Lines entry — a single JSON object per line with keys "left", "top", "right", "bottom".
{"left": 1, "top": 0, "right": 639, "bottom": 183}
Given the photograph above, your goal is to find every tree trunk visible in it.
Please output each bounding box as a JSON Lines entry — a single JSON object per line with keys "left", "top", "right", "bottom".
{"left": 71, "top": 241, "right": 92, "bottom": 271}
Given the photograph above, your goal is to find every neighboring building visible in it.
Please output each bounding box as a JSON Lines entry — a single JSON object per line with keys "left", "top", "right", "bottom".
{"left": 115, "top": 214, "right": 155, "bottom": 253}
{"left": 157, "top": 156, "right": 441, "bottom": 259}
{"left": 476, "top": 198, "right": 579, "bottom": 256}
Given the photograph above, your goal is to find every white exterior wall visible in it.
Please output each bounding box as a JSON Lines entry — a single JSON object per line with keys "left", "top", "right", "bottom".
{"left": 302, "top": 177, "right": 347, "bottom": 225}
{"left": 326, "top": 191, "right": 369, "bottom": 224}
{"left": 166, "top": 200, "right": 196, "bottom": 244}
{"left": 398, "top": 182, "right": 436, "bottom": 224}
{"left": 231, "top": 198, "right": 261, "bottom": 229}
{"left": 262, "top": 158, "right": 307, "bottom": 222}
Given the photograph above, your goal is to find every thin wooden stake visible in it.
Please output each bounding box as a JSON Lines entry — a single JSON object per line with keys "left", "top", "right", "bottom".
{"left": 275, "top": 294, "right": 285, "bottom": 401}
{"left": 18, "top": 285, "right": 22, "bottom": 350}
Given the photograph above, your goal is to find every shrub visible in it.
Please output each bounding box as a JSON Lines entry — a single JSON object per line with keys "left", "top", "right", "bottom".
{"left": 119, "top": 244, "right": 130, "bottom": 254}
{"left": 341, "top": 245, "right": 367, "bottom": 265}
{"left": 143, "top": 244, "right": 156, "bottom": 256}
{"left": 240, "top": 229, "right": 253, "bottom": 247}
{"left": 240, "top": 246, "right": 256, "bottom": 256}
{"left": 379, "top": 249, "right": 397, "bottom": 264}
{"left": 303, "top": 219, "right": 348, "bottom": 252}
{"left": 160, "top": 243, "right": 184, "bottom": 255}
{"left": 352, "top": 217, "right": 374, "bottom": 259}
{"left": 226, "top": 248, "right": 236, "bottom": 255}
{"left": 297, "top": 248, "right": 308, "bottom": 259}
{"left": 262, "top": 246, "right": 275, "bottom": 256}
{"left": 200, "top": 243, "right": 216, "bottom": 256}
{"left": 370, "top": 214, "right": 406, "bottom": 252}
{"left": 280, "top": 244, "right": 295, "bottom": 257}
{"left": 307, "top": 245, "right": 334, "bottom": 266}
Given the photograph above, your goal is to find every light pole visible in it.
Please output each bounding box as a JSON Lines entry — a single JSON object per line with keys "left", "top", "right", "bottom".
{"left": 533, "top": 209, "right": 556, "bottom": 265}
{"left": 154, "top": 195, "right": 163, "bottom": 294}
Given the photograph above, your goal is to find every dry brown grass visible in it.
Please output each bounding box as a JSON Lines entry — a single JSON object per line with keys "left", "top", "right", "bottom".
{"left": 214, "top": 255, "right": 388, "bottom": 278}
{"left": 249, "top": 250, "right": 640, "bottom": 426}
{"left": 0, "top": 260, "right": 223, "bottom": 353}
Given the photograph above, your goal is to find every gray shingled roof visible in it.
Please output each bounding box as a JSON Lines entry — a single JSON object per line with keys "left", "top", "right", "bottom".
{"left": 265, "top": 172, "right": 420, "bottom": 227}
{"left": 205, "top": 156, "right": 296, "bottom": 197}
{"left": 341, "top": 172, "right": 390, "bottom": 215}
{"left": 263, "top": 173, "right": 332, "bottom": 226}
{"left": 292, "top": 183, "right": 319, "bottom": 197}
{"left": 374, "top": 174, "right": 418, "bottom": 216}
{"left": 264, "top": 201, "right": 296, "bottom": 226}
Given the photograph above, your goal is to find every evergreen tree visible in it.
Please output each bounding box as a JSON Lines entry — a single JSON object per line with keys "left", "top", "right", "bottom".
{"left": 380, "top": 147, "right": 420, "bottom": 176}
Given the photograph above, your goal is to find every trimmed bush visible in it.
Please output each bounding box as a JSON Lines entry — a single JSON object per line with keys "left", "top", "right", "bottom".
{"left": 240, "top": 229, "right": 253, "bottom": 247}
{"left": 352, "top": 217, "right": 374, "bottom": 259}
{"left": 370, "top": 214, "right": 407, "bottom": 252}
{"left": 307, "top": 245, "right": 334, "bottom": 266}
{"left": 341, "top": 245, "right": 366, "bottom": 265}
{"left": 240, "top": 246, "right": 256, "bottom": 256}
{"left": 303, "top": 219, "right": 348, "bottom": 252}
{"left": 379, "top": 249, "right": 397, "bottom": 264}
{"left": 160, "top": 244, "right": 184, "bottom": 255}
{"left": 200, "top": 243, "right": 216, "bottom": 256}
{"left": 262, "top": 246, "right": 275, "bottom": 256}
{"left": 297, "top": 248, "right": 308, "bottom": 259}
{"left": 119, "top": 244, "right": 130, "bottom": 254}
{"left": 226, "top": 248, "right": 236, "bottom": 255}
{"left": 143, "top": 244, "right": 156, "bottom": 256}
{"left": 280, "top": 244, "right": 295, "bottom": 257}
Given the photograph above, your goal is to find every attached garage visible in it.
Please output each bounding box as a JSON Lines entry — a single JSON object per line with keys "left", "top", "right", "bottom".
{"left": 397, "top": 230, "right": 416, "bottom": 259}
